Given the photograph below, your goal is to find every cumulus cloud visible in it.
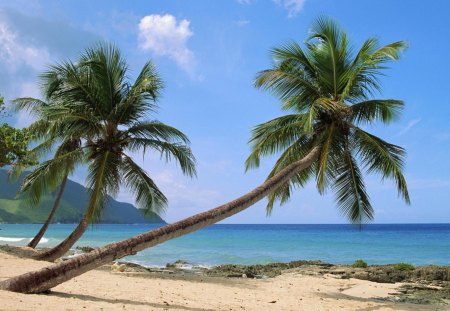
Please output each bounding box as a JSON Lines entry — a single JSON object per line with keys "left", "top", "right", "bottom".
{"left": 273, "top": 0, "right": 306, "bottom": 17}
{"left": 138, "top": 14, "right": 196, "bottom": 74}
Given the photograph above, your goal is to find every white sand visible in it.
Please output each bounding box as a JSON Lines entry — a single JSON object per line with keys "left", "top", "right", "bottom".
{"left": 0, "top": 251, "right": 444, "bottom": 310}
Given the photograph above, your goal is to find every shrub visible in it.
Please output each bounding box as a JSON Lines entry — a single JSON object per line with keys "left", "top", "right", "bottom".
{"left": 394, "top": 263, "right": 415, "bottom": 271}
{"left": 352, "top": 259, "right": 368, "bottom": 268}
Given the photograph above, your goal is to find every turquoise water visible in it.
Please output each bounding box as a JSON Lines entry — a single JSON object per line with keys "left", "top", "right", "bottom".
{"left": 1, "top": 224, "right": 449, "bottom": 267}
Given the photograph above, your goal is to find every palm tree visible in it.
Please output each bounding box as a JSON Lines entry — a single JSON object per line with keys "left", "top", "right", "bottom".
{"left": 19, "top": 43, "right": 196, "bottom": 261}
{"left": 0, "top": 18, "right": 409, "bottom": 293}
{"left": 246, "top": 18, "right": 410, "bottom": 221}
{"left": 23, "top": 139, "right": 81, "bottom": 249}
{"left": 10, "top": 98, "right": 83, "bottom": 249}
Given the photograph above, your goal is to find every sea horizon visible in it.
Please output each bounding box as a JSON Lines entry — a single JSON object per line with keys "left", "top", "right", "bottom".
{"left": 1, "top": 223, "right": 449, "bottom": 268}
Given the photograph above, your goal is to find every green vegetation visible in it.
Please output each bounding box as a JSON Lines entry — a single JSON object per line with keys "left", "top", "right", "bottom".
{"left": 0, "top": 95, "right": 4, "bottom": 116}
{"left": 0, "top": 170, "right": 165, "bottom": 224}
{"left": 394, "top": 262, "right": 415, "bottom": 271}
{"left": 17, "top": 43, "right": 196, "bottom": 222}
{"left": 352, "top": 259, "right": 368, "bottom": 268}
{"left": 0, "top": 95, "right": 37, "bottom": 168}
{"left": 246, "top": 17, "right": 409, "bottom": 223}
{"left": 0, "top": 18, "right": 411, "bottom": 293}
{"left": 16, "top": 43, "right": 195, "bottom": 260}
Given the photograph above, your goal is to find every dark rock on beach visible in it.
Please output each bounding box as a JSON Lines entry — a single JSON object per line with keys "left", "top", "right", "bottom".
{"left": 325, "top": 264, "right": 450, "bottom": 284}
{"left": 206, "top": 260, "right": 333, "bottom": 278}
{"left": 75, "top": 246, "right": 96, "bottom": 253}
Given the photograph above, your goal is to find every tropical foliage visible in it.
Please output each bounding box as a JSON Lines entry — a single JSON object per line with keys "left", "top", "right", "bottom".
{"left": 0, "top": 18, "right": 410, "bottom": 293}
{"left": 11, "top": 43, "right": 196, "bottom": 259}
{"left": 246, "top": 17, "right": 410, "bottom": 223}
{"left": 17, "top": 43, "right": 196, "bottom": 222}
{"left": 0, "top": 95, "right": 37, "bottom": 168}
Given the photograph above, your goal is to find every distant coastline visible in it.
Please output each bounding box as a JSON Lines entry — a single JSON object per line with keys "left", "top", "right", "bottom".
{"left": 0, "top": 170, "right": 166, "bottom": 224}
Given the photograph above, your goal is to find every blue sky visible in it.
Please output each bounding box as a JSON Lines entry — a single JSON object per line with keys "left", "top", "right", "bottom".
{"left": 0, "top": 0, "right": 449, "bottom": 224}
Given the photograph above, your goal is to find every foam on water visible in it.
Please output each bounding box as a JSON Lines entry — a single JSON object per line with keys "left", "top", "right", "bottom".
{"left": 0, "top": 237, "right": 27, "bottom": 242}
{"left": 38, "top": 237, "right": 49, "bottom": 244}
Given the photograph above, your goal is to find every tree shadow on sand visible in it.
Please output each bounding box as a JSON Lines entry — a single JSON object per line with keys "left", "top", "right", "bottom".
{"left": 50, "top": 291, "right": 217, "bottom": 311}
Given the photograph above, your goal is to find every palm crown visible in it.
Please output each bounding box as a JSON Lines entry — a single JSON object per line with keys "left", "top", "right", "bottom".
{"left": 246, "top": 17, "right": 409, "bottom": 223}
{"left": 17, "top": 43, "right": 196, "bottom": 222}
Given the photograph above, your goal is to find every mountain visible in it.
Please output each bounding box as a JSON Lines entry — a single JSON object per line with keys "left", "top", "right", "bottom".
{"left": 0, "top": 170, "right": 166, "bottom": 224}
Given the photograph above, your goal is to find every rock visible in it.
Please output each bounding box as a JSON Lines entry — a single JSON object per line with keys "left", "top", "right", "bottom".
{"left": 75, "top": 246, "right": 95, "bottom": 253}
{"left": 166, "top": 260, "right": 189, "bottom": 269}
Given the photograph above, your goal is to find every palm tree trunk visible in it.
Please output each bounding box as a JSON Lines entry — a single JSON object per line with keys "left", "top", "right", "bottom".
{"left": 27, "top": 175, "right": 69, "bottom": 249}
{"left": 0, "top": 147, "right": 320, "bottom": 294}
{"left": 33, "top": 215, "right": 90, "bottom": 262}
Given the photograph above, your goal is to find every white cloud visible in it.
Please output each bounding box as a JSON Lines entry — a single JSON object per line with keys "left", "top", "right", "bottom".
{"left": 273, "top": 0, "right": 306, "bottom": 17}
{"left": 0, "top": 21, "right": 49, "bottom": 72}
{"left": 234, "top": 19, "right": 250, "bottom": 27}
{"left": 236, "top": 0, "right": 254, "bottom": 4}
{"left": 138, "top": 14, "right": 196, "bottom": 75}
{"left": 396, "top": 118, "right": 421, "bottom": 137}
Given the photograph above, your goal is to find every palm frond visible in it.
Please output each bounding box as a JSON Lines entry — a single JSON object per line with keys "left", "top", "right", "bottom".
{"left": 342, "top": 40, "right": 407, "bottom": 102}
{"left": 127, "top": 139, "right": 196, "bottom": 177}
{"left": 121, "top": 155, "right": 167, "bottom": 214}
{"left": 127, "top": 121, "right": 190, "bottom": 143}
{"left": 115, "top": 60, "right": 163, "bottom": 124}
{"left": 350, "top": 100, "right": 404, "bottom": 125}
{"left": 352, "top": 128, "right": 410, "bottom": 203}
{"left": 264, "top": 137, "right": 316, "bottom": 214}
{"left": 20, "top": 149, "right": 84, "bottom": 206}
{"left": 11, "top": 98, "right": 48, "bottom": 117}
{"left": 333, "top": 145, "right": 373, "bottom": 224}
{"left": 315, "top": 124, "right": 336, "bottom": 193}
{"left": 85, "top": 150, "right": 121, "bottom": 222}
{"left": 245, "top": 114, "right": 308, "bottom": 170}
{"left": 80, "top": 42, "right": 128, "bottom": 115}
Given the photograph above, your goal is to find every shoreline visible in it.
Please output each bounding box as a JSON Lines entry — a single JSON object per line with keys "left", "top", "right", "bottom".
{"left": 107, "top": 259, "right": 450, "bottom": 305}
{"left": 1, "top": 244, "right": 449, "bottom": 307}
{"left": 0, "top": 251, "right": 447, "bottom": 311}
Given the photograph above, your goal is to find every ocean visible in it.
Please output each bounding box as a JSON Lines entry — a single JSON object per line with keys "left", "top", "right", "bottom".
{"left": 0, "top": 223, "right": 449, "bottom": 267}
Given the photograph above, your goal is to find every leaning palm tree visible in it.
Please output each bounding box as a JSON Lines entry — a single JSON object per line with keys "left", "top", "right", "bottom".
{"left": 0, "top": 17, "right": 409, "bottom": 293}
{"left": 24, "top": 138, "right": 81, "bottom": 249}
{"left": 20, "top": 43, "right": 196, "bottom": 261}
{"left": 10, "top": 98, "right": 83, "bottom": 248}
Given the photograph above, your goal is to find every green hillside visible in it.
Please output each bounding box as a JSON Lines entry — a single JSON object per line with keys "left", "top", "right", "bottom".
{"left": 0, "top": 170, "right": 166, "bottom": 224}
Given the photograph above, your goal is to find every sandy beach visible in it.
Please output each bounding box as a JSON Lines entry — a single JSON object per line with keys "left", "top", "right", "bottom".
{"left": 0, "top": 251, "right": 445, "bottom": 311}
